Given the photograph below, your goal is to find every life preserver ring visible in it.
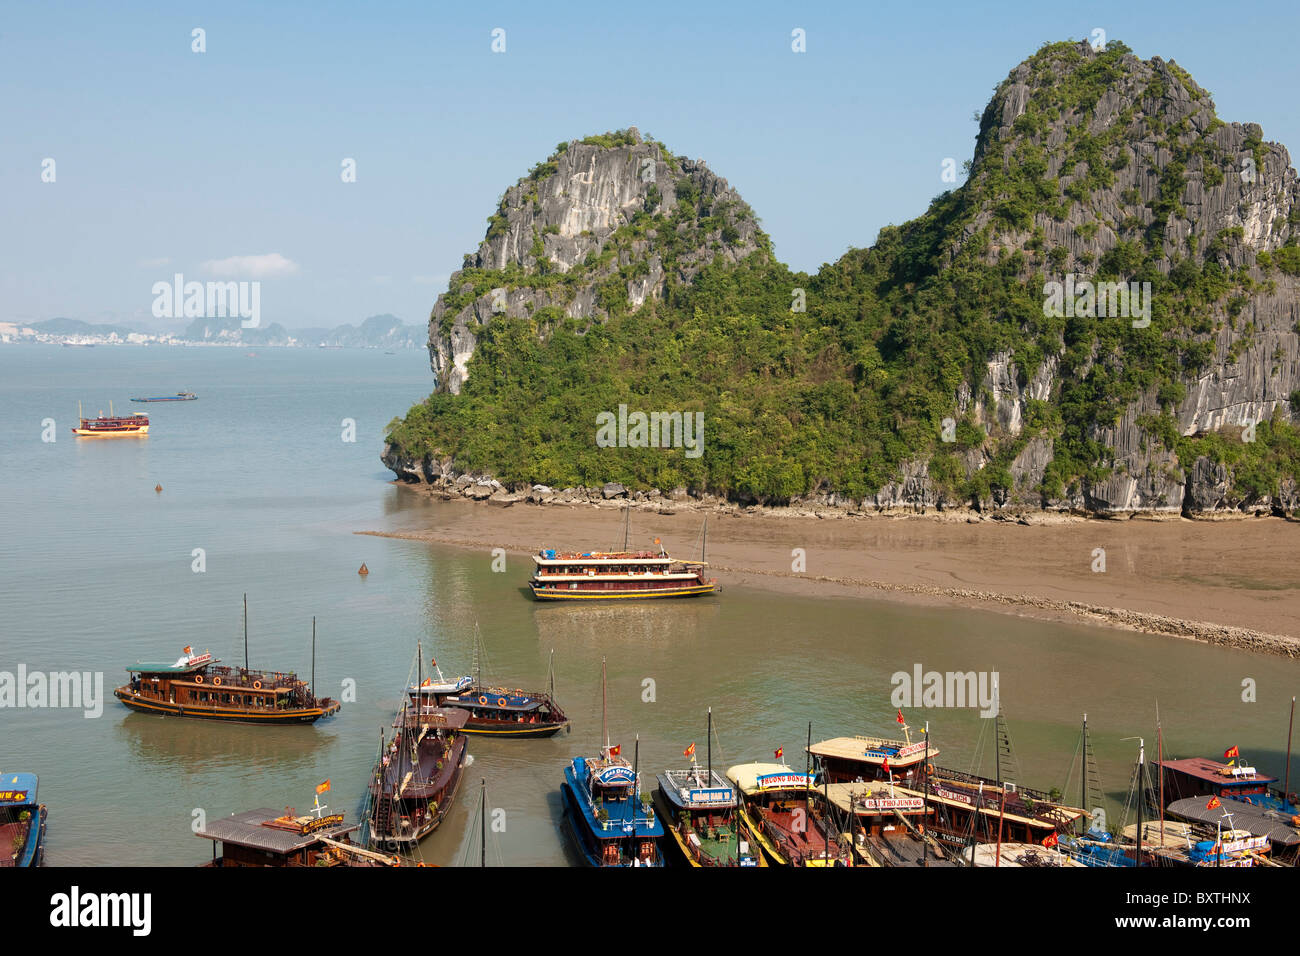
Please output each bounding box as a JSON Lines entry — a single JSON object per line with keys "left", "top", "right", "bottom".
{"left": 497, "top": 697, "right": 508, "bottom": 707}
{"left": 212, "top": 676, "right": 221, "bottom": 686}
{"left": 194, "top": 675, "right": 203, "bottom": 684}
{"left": 478, "top": 696, "right": 488, "bottom": 705}
{"left": 253, "top": 680, "right": 262, "bottom": 690}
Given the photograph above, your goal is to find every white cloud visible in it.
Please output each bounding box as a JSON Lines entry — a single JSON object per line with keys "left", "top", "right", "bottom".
{"left": 201, "top": 253, "right": 300, "bottom": 278}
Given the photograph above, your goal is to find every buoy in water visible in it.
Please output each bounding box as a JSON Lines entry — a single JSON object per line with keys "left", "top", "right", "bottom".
{"left": 358, "top": 563, "right": 369, "bottom": 576}
{"left": 155, "top": 484, "right": 163, "bottom": 493}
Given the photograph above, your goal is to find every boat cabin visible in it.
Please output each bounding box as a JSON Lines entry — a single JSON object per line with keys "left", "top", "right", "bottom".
{"left": 196, "top": 808, "right": 373, "bottom": 867}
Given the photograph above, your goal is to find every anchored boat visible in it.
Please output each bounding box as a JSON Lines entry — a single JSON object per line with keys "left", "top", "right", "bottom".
{"left": 364, "top": 643, "right": 471, "bottom": 849}
{"left": 71, "top": 401, "right": 148, "bottom": 437}
{"left": 727, "top": 759, "right": 854, "bottom": 867}
{"left": 654, "top": 708, "right": 764, "bottom": 867}
{"left": 0, "top": 773, "right": 46, "bottom": 868}
{"left": 130, "top": 392, "right": 197, "bottom": 402}
{"left": 561, "top": 658, "right": 663, "bottom": 866}
{"left": 415, "top": 648, "right": 569, "bottom": 738}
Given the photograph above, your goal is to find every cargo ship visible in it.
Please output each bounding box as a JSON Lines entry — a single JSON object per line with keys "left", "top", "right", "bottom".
{"left": 71, "top": 401, "right": 148, "bottom": 437}
{"left": 131, "top": 392, "right": 197, "bottom": 402}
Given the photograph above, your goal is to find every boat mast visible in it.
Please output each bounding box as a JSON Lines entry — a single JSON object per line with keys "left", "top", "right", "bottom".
{"left": 1129, "top": 736, "right": 1145, "bottom": 868}
{"left": 243, "top": 593, "right": 249, "bottom": 674}
{"left": 1081, "top": 713, "right": 1087, "bottom": 819}
{"left": 922, "top": 722, "right": 931, "bottom": 868}
{"left": 601, "top": 656, "right": 609, "bottom": 756}
{"left": 311, "top": 617, "right": 316, "bottom": 700}
{"left": 480, "top": 778, "right": 487, "bottom": 868}
{"left": 707, "top": 706, "right": 713, "bottom": 781}
{"left": 1156, "top": 703, "right": 1164, "bottom": 847}
{"left": 1286, "top": 696, "right": 1296, "bottom": 803}
{"left": 805, "top": 721, "right": 812, "bottom": 812}
{"left": 548, "top": 648, "right": 555, "bottom": 700}
{"left": 623, "top": 501, "right": 630, "bottom": 552}
{"left": 702, "top": 518, "right": 707, "bottom": 564}
{"left": 417, "top": 640, "right": 422, "bottom": 710}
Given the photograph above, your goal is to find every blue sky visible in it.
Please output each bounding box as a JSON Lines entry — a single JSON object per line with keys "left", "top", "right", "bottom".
{"left": 3, "top": 0, "right": 1298, "bottom": 330}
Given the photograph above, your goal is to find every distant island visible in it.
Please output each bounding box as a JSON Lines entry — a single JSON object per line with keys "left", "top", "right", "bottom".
{"left": 0, "top": 313, "right": 425, "bottom": 349}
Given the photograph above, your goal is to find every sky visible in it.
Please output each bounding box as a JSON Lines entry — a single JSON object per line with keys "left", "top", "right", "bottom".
{"left": 3, "top": 0, "right": 1298, "bottom": 331}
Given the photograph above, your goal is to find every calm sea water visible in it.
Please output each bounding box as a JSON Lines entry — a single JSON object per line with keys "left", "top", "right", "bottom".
{"left": 3, "top": 343, "right": 1300, "bottom": 866}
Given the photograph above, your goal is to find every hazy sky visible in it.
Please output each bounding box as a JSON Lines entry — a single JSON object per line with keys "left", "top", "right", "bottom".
{"left": 4, "top": 0, "right": 1298, "bottom": 330}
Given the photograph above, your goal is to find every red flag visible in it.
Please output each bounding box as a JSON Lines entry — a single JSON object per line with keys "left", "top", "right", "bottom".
{"left": 316, "top": 780, "right": 331, "bottom": 795}
{"left": 1224, "top": 745, "right": 1239, "bottom": 760}
{"left": 1207, "top": 796, "right": 1221, "bottom": 809}
{"left": 1042, "top": 831, "right": 1058, "bottom": 848}
{"left": 774, "top": 747, "right": 783, "bottom": 760}
{"left": 882, "top": 757, "right": 892, "bottom": 775}
{"left": 896, "top": 709, "right": 905, "bottom": 724}
{"left": 609, "top": 744, "right": 621, "bottom": 757}
{"left": 684, "top": 743, "right": 696, "bottom": 758}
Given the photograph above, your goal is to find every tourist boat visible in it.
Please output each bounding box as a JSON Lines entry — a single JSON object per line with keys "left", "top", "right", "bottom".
{"left": 197, "top": 787, "right": 399, "bottom": 867}
{"left": 810, "top": 713, "right": 939, "bottom": 786}
{"left": 919, "top": 769, "right": 1086, "bottom": 856}
{"left": 561, "top": 658, "right": 663, "bottom": 866}
{"left": 654, "top": 708, "right": 764, "bottom": 867}
{"left": 821, "top": 780, "right": 950, "bottom": 866}
{"left": 364, "top": 644, "right": 471, "bottom": 848}
{"left": 414, "top": 648, "right": 569, "bottom": 738}
{"left": 130, "top": 392, "right": 197, "bottom": 402}
{"left": 530, "top": 509, "right": 718, "bottom": 601}
{"left": 0, "top": 772, "right": 47, "bottom": 868}
{"left": 727, "top": 760, "right": 854, "bottom": 866}
{"left": 71, "top": 401, "right": 148, "bottom": 437}
{"left": 1158, "top": 755, "right": 1299, "bottom": 816}
{"left": 112, "top": 599, "right": 341, "bottom": 724}
{"left": 1164, "top": 795, "right": 1300, "bottom": 861}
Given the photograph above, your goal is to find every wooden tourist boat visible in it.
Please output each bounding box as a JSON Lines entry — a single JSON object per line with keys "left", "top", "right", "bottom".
{"left": 920, "top": 769, "right": 1086, "bottom": 856}
{"left": 530, "top": 548, "right": 718, "bottom": 600}
{"left": 415, "top": 649, "right": 569, "bottom": 738}
{"left": 197, "top": 801, "right": 398, "bottom": 867}
{"left": 0, "top": 772, "right": 47, "bottom": 868}
{"left": 561, "top": 658, "right": 663, "bottom": 866}
{"left": 726, "top": 762, "right": 854, "bottom": 866}
{"left": 822, "top": 781, "right": 953, "bottom": 867}
{"left": 365, "top": 649, "right": 471, "bottom": 848}
{"left": 810, "top": 717, "right": 939, "bottom": 786}
{"left": 1163, "top": 795, "right": 1300, "bottom": 861}
{"left": 1158, "top": 755, "right": 1299, "bottom": 816}
{"left": 654, "top": 708, "right": 764, "bottom": 867}
{"left": 71, "top": 400, "right": 148, "bottom": 437}
{"left": 964, "top": 842, "right": 1087, "bottom": 867}
{"left": 114, "top": 647, "right": 340, "bottom": 724}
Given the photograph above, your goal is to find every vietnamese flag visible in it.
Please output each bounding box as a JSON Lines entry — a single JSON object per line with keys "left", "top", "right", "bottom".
{"left": 896, "top": 709, "right": 905, "bottom": 724}
{"left": 316, "top": 780, "right": 331, "bottom": 795}
{"left": 882, "top": 757, "right": 892, "bottom": 775}
{"left": 684, "top": 742, "right": 696, "bottom": 758}
{"left": 774, "top": 747, "right": 783, "bottom": 760}
{"left": 609, "top": 744, "right": 621, "bottom": 756}
{"left": 1042, "top": 832, "right": 1059, "bottom": 848}
{"left": 1207, "top": 796, "right": 1221, "bottom": 809}
{"left": 1224, "top": 745, "right": 1240, "bottom": 760}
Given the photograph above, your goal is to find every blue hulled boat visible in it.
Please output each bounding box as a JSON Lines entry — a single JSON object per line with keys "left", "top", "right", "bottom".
{"left": 0, "top": 772, "right": 47, "bottom": 867}
{"left": 130, "top": 392, "right": 197, "bottom": 402}
{"left": 561, "top": 658, "right": 663, "bottom": 866}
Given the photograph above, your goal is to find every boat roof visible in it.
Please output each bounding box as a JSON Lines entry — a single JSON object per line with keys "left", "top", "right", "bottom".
{"left": 0, "top": 772, "right": 38, "bottom": 805}
{"left": 809, "top": 735, "right": 938, "bottom": 763}
{"left": 1160, "top": 757, "right": 1277, "bottom": 786}
{"left": 195, "top": 808, "right": 358, "bottom": 853}
{"left": 823, "top": 781, "right": 927, "bottom": 814}
{"left": 535, "top": 549, "right": 672, "bottom": 563}
{"left": 657, "top": 767, "right": 736, "bottom": 809}
{"left": 410, "top": 676, "right": 474, "bottom": 695}
{"left": 1165, "top": 796, "right": 1300, "bottom": 845}
{"left": 726, "top": 763, "right": 815, "bottom": 794}
{"left": 404, "top": 706, "right": 471, "bottom": 729}
{"left": 126, "top": 657, "right": 220, "bottom": 674}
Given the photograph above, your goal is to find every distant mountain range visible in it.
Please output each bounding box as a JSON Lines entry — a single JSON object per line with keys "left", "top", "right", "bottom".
{"left": 10, "top": 315, "right": 425, "bottom": 348}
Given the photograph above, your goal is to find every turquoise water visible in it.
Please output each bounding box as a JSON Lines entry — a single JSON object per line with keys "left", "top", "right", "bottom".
{"left": 3, "top": 343, "right": 1300, "bottom": 866}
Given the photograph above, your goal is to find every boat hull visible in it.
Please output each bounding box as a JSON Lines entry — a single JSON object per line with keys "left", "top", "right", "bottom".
{"left": 561, "top": 782, "right": 664, "bottom": 867}
{"left": 113, "top": 686, "right": 339, "bottom": 724}
{"left": 530, "top": 582, "right": 718, "bottom": 601}
{"left": 71, "top": 426, "right": 148, "bottom": 438}
{"left": 461, "top": 719, "right": 568, "bottom": 738}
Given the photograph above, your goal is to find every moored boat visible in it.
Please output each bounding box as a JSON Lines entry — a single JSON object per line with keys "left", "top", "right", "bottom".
{"left": 0, "top": 773, "right": 47, "bottom": 868}
{"left": 561, "top": 658, "right": 663, "bottom": 866}
{"left": 654, "top": 708, "right": 764, "bottom": 867}
{"left": 364, "top": 644, "right": 471, "bottom": 848}
{"left": 727, "top": 761, "right": 854, "bottom": 866}
{"left": 415, "top": 648, "right": 569, "bottom": 738}
{"left": 530, "top": 547, "right": 718, "bottom": 600}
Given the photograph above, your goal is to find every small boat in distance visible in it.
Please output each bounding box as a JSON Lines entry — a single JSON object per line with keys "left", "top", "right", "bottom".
{"left": 415, "top": 648, "right": 569, "bottom": 738}
{"left": 130, "top": 392, "right": 197, "bottom": 402}
{"left": 561, "top": 658, "right": 664, "bottom": 866}
{"left": 71, "top": 400, "right": 148, "bottom": 438}
{"left": 0, "top": 772, "right": 47, "bottom": 867}
{"left": 112, "top": 598, "right": 341, "bottom": 724}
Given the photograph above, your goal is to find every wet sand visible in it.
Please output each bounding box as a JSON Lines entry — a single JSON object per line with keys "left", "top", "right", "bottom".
{"left": 360, "top": 491, "right": 1300, "bottom": 655}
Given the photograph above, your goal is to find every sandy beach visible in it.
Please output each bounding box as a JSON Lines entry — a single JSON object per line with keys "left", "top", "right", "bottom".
{"left": 360, "top": 489, "right": 1300, "bottom": 656}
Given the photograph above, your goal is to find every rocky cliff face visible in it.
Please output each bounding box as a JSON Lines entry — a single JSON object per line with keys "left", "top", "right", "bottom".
{"left": 428, "top": 128, "right": 763, "bottom": 393}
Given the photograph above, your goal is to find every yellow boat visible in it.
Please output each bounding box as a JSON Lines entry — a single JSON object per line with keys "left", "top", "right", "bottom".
{"left": 71, "top": 401, "right": 148, "bottom": 437}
